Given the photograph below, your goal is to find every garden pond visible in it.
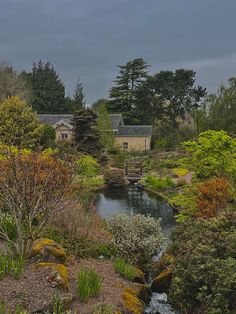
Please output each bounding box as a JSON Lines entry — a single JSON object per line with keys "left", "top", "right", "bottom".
{"left": 96, "top": 184, "right": 178, "bottom": 314}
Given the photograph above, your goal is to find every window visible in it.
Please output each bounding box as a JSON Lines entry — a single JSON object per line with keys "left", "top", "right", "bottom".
{"left": 123, "top": 142, "right": 128, "bottom": 150}
{"left": 61, "top": 132, "right": 68, "bottom": 140}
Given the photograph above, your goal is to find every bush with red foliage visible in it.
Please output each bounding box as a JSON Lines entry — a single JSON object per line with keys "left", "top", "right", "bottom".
{"left": 196, "top": 177, "right": 232, "bottom": 218}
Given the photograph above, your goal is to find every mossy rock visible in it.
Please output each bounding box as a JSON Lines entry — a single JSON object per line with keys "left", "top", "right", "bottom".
{"left": 151, "top": 268, "right": 172, "bottom": 294}
{"left": 148, "top": 253, "right": 175, "bottom": 278}
{"left": 31, "top": 238, "right": 67, "bottom": 263}
{"left": 133, "top": 267, "right": 145, "bottom": 284}
{"left": 34, "top": 262, "right": 69, "bottom": 291}
{"left": 122, "top": 287, "right": 145, "bottom": 314}
{"left": 137, "top": 284, "right": 151, "bottom": 304}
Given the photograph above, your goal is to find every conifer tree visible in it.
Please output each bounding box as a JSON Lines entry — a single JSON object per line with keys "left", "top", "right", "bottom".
{"left": 73, "top": 78, "right": 86, "bottom": 111}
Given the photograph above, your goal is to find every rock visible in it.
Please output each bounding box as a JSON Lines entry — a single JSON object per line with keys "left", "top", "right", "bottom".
{"left": 133, "top": 267, "right": 145, "bottom": 284}
{"left": 31, "top": 238, "right": 67, "bottom": 263}
{"left": 34, "top": 262, "right": 69, "bottom": 291}
{"left": 32, "top": 293, "right": 74, "bottom": 313}
{"left": 122, "top": 287, "right": 145, "bottom": 314}
{"left": 148, "top": 253, "right": 175, "bottom": 279}
{"left": 151, "top": 268, "right": 172, "bottom": 294}
{"left": 137, "top": 284, "right": 152, "bottom": 304}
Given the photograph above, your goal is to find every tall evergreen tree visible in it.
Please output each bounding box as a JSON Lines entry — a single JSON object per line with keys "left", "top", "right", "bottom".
{"left": 72, "top": 78, "right": 86, "bottom": 111}
{"left": 23, "top": 60, "right": 66, "bottom": 113}
{"left": 73, "top": 108, "right": 105, "bottom": 161}
{"left": 109, "top": 58, "right": 149, "bottom": 114}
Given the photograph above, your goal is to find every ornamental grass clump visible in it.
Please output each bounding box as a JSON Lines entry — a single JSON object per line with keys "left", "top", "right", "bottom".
{"left": 108, "top": 213, "right": 164, "bottom": 264}
{"left": 114, "top": 259, "right": 137, "bottom": 281}
{"left": 0, "top": 254, "right": 25, "bottom": 280}
{"left": 77, "top": 268, "right": 102, "bottom": 303}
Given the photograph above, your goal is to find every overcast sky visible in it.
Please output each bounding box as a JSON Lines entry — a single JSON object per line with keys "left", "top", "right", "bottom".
{"left": 1, "top": 0, "right": 236, "bottom": 104}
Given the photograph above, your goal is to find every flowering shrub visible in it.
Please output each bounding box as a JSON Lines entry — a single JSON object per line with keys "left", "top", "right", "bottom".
{"left": 108, "top": 213, "right": 164, "bottom": 263}
{"left": 140, "top": 175, "right": 174, "bottom": 191}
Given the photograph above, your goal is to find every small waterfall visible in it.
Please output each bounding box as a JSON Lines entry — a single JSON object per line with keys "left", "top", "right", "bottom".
{"left": 145, "top": 293, "right": 177, "bottom": 314}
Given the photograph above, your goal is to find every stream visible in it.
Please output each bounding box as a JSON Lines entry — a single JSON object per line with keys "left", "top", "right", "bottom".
{"left": 96, "top": 184, "right": 178, "bottom": 314}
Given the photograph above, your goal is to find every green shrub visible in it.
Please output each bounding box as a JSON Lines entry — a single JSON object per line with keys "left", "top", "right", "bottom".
{"left": 114, "top": 259, "right": 137, "bottom": 281}
{"left": 75, "top": 155, "right": 101, "bottom": 178}
{"left": 77, "top": 268, "right": 102, "bottom": 303}
{"left": 92, "top": 303, "right": 115, "bottom": 314}
{"left": 141, "top": 175, "right": 174, "bottom": 191}
{"left": 104, "top": 169, "right": 127, "bottom": 187}
{"left": 108, "top": 213, "right": 164, "bottom": 264}
{"left": 0, "top": 254, "right": 25, "bottom": 280}
{"left": 169, "top": 213, "right": 236, "bottom": 314}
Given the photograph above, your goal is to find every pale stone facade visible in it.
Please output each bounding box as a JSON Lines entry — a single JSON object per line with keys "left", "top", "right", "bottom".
{"left": 38, "top": 113, "right": 152, "bottom": 152}
{"left": 55, "top": 124, "right": 73, "bottom": 141}
{"left": 115, "top": 136, "right": 151, "bottom": 152}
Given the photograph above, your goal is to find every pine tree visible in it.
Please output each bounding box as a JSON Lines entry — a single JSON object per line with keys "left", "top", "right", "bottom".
{"left": 73, "top": 109, "right": 105, "bottom": 160}
{"left": 73, "top": 78, "right": 86, "bottom": 111}
{"left": 109, "top": 58, "right": 149, "bottom": 113}
{"left": 24, "top": 60, "right": 66, "bottom": 113}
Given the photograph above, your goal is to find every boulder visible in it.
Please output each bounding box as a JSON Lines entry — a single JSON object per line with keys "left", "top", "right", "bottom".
{"left": 122, "top": 287, "right": 144, "bottom": 314}
{"left": 34, "top": 262, "right": 69, "bottom": 291}
{"left": 151, "top": 268, "right": 172, "bottom": 294}
{"left": 31, "top": 238, "right": 66, "bottom": 264}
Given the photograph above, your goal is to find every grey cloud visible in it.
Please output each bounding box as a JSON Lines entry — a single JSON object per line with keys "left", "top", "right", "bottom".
{"left": 0, "top": 0, "right": 236, "bottom": 103}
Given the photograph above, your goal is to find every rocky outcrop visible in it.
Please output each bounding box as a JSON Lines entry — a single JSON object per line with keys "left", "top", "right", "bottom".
{"left": 31, "top": 238, "right": 67, "bottom": 264}
{"left": 151, "top": 268, "right": 172, "bottom": 294}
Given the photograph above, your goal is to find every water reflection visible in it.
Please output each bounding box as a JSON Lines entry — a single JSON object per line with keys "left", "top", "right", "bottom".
{"left": 96, "top": 185, "right": 176, "bottom": 236}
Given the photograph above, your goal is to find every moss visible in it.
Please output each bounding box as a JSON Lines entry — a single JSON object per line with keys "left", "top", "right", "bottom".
{"left": 34, "top": 262, "right": 69, "bottom": 291}
{"left": 122, "top": 287, "right": 144, "bottom": 314}
{"left": 31, "top": 238, "right": 66, "bottom": 263}
{"left": 151, "top": 268, "right": 172, "bottom": 294}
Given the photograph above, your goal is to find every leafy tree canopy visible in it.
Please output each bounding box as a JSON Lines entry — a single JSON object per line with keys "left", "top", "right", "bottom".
{"left": 181, "top": 130, "right": 236, "bottom": 179}
{"left": 97, "top": 102, "right": 115, "bottom": 151}
{"left": 0, "top": 96, "right": 43, "bottom": 148}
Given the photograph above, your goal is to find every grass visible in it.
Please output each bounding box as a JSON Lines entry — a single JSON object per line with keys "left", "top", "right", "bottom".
{"left": 77, "top": 268, "right": 102, "bottom": 303}
{"left": 114, "top": 259, "right": 137, "bottom": 281}
{"left": 0, "top": 254, "right": 25, "bottom": 280}
{"left": 0, "top": 302, "right": 27, "bottom": 314}
{"left": 141, "top": 175, "right": 175, "bottom": 191}
{"left": 92, "top": 303, "right": 115, "bottom": 314}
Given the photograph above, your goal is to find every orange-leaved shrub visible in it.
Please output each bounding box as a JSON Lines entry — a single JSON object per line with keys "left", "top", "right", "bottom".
{"left": 195, "top": 177, "right": 232, "bottom": 218}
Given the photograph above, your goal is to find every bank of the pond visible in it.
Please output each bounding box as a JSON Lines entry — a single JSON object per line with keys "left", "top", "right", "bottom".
{"left": 95, "top": 184, "right": 178, "bottom": 314}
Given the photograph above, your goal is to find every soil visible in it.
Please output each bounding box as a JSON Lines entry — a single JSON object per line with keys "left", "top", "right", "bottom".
{"left": 0, "top": 257, "right": 137, "bottom": 313}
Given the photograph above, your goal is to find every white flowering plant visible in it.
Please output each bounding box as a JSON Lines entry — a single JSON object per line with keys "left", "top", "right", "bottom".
{"left": 108, "top": 212, "right": 164, "bottom": 264}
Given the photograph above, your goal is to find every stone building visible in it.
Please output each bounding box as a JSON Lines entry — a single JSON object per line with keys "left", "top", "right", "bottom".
{"left": 38, "top": 113, "right": 152, "bottom": 152}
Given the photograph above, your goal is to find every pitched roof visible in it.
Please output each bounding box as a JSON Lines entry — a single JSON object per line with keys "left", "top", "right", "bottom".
{"left": 37, "top": 114, "right": 152, "bottom": 137}
{"left": 109, "top": 114, "right": 124, "bottom": 129}
{"left": 38, "top": 114, "right": 73, "bottom": 126}
{"left": 117, "top": 126, "right": 152, "bottom": 137}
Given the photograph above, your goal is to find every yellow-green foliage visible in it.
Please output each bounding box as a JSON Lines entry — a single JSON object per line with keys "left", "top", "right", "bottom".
{"left": 122, "top": 287, "right": 144, "bottom": 314}
{"left": 75, "top": 155, "right": 101, "bottom": 178}
{"left": 172, "top": 168, "right": 189, "bottom": 177}
{"left": 34, "top": 262, "right": 69, "bottom": 291}
{"left": 0, "top": 96, "right": 43, "bottom": 148}
{"left": 114, "top": 259, "right": 144, "bottom": 282}
{"left": 31, "top": 238, "right": 67, "bottom": 263}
